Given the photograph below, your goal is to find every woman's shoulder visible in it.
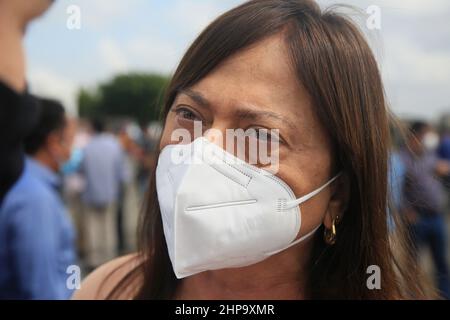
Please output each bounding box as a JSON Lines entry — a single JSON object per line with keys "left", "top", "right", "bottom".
{"left": 72, "top": 253, "right": 143, "bottom": 300}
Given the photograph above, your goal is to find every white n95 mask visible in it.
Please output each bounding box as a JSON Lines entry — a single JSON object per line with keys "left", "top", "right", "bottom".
{"left": 156, "top": 137, "right": 340, "bottom": 279}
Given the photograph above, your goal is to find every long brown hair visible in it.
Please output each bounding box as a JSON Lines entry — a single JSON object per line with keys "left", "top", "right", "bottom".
{"left": 108, "top": 0, "right": 429, "bottom": 299}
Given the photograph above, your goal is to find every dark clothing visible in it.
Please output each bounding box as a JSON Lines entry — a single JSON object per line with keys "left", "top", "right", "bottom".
{"left": 438, "top": 135, "right": 450, "bottom": 160}
{"left": 400, "top": 149, "right": 446, "bottom": 215}
{"left": 438, "top": 135, "right": 450, "bottom": 191}
{"left": 401, "top": 148, "right": 450, "bottom": 299}
{"left": 410, "top": 214, "right": 450, "bottom": 299}
{"left": 0, "top": 81, "right": 38, "bottom": 205}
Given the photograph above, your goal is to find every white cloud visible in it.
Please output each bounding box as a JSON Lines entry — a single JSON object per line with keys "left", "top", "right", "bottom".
{"left": 317, "top": 0, "right": 450, "bottom": 119}
{"left": 381, "top": 35, "right": 450, "bottom": 119}
{"left": 28, "top": 67, "right": 78, "bottom": 116}
{"left": 96, "top": 36, "right": 181, "bottom": 76}
{"left": 375, "top": 0, "right": 450, "bottom": 16}
{"left": 98, "top": 38, "right": 129, "bottom": 73}
{"left": 385, "top": 35, "right": 450, "bottom": 84}
{"left": 318, "top": 0, "right": 450, "bottom": 16}
{"left": 127, "top": 36, "right": 180, "bottom": 74}
{"left": 167, "top": 0, "right": 240, "bottom": 38}
{"left": 75, "top": 0, "right": 135, "bottom": 30}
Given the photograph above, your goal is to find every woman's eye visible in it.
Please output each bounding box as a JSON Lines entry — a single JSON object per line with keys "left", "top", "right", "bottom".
{"left": 175, "top": 107, "right": 201, "bottom": 121}
{"left": 246, "top": 128, "right": 281, "bottom": 143}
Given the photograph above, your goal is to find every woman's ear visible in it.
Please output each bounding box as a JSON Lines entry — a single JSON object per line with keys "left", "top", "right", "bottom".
{"left": 323, "top": 172, "right": 350, "bottom": 229}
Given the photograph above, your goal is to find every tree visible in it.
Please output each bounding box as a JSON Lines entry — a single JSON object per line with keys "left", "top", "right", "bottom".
{"left": 78, "top": 73, "right": 169, "bottom": 124}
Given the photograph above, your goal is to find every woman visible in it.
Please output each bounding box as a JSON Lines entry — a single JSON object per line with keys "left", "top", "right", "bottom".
{"left": 74, "top": 0, "right": 428, "bottom": 299}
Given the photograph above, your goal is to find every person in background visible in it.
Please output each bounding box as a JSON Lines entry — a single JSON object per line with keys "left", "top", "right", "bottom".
{"left": 0, "top": 97, "right": 77, "bottom": 299}
{"left": 438, "top": 137, "right": 450, "bottom": 161}
{"left": 135, "top": 123, "right": 159, "bottom": 197}
{"left": 437, "top": 125, "right": 450, "bottom": 192}
{"left": 0, "top": 0, "right": 54, "bottom": 204}
{"left": 401, "top": 121, "right": 450, "bottom": 299}
{"left": 80, "top": 118, "right": 126, "bottom": 270}
{"left": 63, "top": 120, "right": 91, "bottom": 262}
{"left": 388, "top": 149, "right": 406, "bottom": 231}
{"left": 116, "top": 126, "right": 137, "bottom": 254}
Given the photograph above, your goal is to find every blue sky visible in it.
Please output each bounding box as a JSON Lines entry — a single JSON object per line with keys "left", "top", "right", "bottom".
{"left": 25, "top": 0, "right": 450, "bottom": 120}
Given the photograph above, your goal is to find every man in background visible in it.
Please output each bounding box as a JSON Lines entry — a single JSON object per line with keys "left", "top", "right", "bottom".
{"left": 437, "top": 125, "right": 450, "bottom": 192}
{"left": 0, "top": 97, "right": 77, "bottom": 299}
{"left": 0, "top": 0, "right": 54, "bottom": 204}
{"left": 401, "top": 121, "right": 450, "bottom": 299}
{"left": 81, "top": 119, "right": 126, "bottom": 270}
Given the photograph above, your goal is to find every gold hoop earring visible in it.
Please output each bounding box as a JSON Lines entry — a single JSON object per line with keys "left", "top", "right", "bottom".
{"left": 324, "top": 215, "right": 339, "bottom": 245}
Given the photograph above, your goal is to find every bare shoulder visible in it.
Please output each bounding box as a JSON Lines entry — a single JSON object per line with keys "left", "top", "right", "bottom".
{"left": 72, "top": 253, "right": 143, "bottom": 300}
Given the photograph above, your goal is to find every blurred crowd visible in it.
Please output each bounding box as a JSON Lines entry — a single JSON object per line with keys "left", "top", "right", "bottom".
{"left": 63, "top": 116, "right": 161, "bottom": 271}
{"left": 389, "top": 118, "right": 450, "bottom": 299}
{"left": 0, "top": 97, "right": 161, "bottom": 299}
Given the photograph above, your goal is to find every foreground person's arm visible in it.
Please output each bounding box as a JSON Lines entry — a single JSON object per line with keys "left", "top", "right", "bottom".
{"left": 0, "top": 0, "right": 52, "bottom": 202}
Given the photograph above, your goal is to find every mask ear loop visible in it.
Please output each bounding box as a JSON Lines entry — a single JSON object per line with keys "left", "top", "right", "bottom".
{"left": 284, "top": 172, "right": 342, "bottom": 210}
{"left": 265, "top": 172, "right": 342, "bottom": 256}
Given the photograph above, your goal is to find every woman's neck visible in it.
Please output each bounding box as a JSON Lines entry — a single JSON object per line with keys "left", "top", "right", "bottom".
{"left": 175, "top": 240, "right": 313, "bottom": 300}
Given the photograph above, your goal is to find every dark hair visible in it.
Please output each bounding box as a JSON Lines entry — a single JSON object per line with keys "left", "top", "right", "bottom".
{"left": 410, "top": 121, "right": 429, "bottom": 137}
{"left": 91, "top": 118, "right": 105, "bottom": 133}
{"left": 24, "top": 97, "right": 66, "bottom": 155}
{"left": 108, "top": 0, "right": 429, "bottom": 299}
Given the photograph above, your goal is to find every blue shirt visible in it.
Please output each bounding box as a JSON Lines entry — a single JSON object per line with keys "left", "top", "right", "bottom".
{"left": 387, "top": 151, "right": 406, "bottom": 231}
{"left": 0, "top": 158, "right": 77, "bottom": 299}
{"left": 389, "top": 151, "right": 406, "bottom": 210}
{"left": 438, "top": 135, "right": 450, "bottom": 161}
{"left": 81, "top": 133, "right": 126, "bottom": 207}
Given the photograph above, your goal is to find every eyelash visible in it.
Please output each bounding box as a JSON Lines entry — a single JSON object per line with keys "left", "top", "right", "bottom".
{"left": 246, "top": 127, "right": 284, "bottom": 144}
{"left": 171, "top": 105, "right": 286, "bottom": 145}
{"left": 172, "top": 105, "right": 203, "bottom": 122}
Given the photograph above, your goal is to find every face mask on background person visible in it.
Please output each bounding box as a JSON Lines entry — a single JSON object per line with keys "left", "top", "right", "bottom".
{"left": 60, "top": 148, "right": 83, "bottom": 175}
{"left": 156, "top": 137, "right": 340, "bottom": 279}
{"left": 422, "top": 131, "right": 439, "bottom": 151}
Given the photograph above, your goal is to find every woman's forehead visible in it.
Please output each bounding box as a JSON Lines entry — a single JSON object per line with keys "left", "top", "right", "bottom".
{"left": 205, "top": 35, "right": 295, "bottom": 90}
{"left": 182, "top": 35, "right": 312, "bottom": 122}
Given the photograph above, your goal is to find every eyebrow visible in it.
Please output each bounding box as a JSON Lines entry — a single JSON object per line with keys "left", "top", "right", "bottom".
{"left": 178, "top": 88, "right": 211, "bottom": 108}
{"left": 234, "top": 108, "right": 297, "bottom": 130}
{"left": 178, "top": 88, "right": 298, "bottom": 130}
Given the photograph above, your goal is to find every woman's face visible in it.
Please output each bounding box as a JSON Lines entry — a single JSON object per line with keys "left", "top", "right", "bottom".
{"left": 160, "top": 34, "right": 341, "bottom": 238}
